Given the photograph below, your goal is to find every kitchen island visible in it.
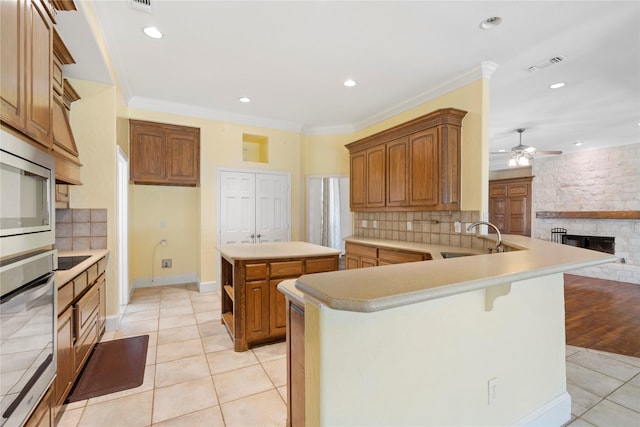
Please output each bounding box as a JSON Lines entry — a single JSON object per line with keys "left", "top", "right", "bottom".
{"left": 278, "top": 236, "right": 616, "bottom": 426}
{"left": 217, "top": 241, "right": 340, "bottom": 351}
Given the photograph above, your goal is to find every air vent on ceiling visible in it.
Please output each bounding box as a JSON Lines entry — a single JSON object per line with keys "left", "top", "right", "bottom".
{"left": 525, "top": 55, "right": 567, "bottom": 72}
{"left": 130, "top": 0, "right": 152, "bottom": 13}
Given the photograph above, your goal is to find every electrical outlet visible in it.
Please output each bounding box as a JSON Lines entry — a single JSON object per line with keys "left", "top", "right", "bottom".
{"left": 361, "top": 220, "right": 368, "bottom": 228}
{"left": 454, "top": 221, "right": 461, "bottom": 233}
{"left": 406, "top": 221, "right": 412, "bottom": 231}
{"left": 161, "top": 259, "right": 172, "bottom": 268}
{"left": 464, "top": 223, "right": 472, "bottom": 233}
{"left": 488, "top": 378, "right": 498, "bottom": 405}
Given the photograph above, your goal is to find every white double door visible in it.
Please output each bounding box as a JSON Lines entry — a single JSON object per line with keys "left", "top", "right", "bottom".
{"left": 219, "top": 170, "right": 290, "bottom": 244}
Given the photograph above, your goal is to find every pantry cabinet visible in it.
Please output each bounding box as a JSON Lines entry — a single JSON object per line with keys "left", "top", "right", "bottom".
{"left": 129, "top": 119, "right": 201, "bottom": 186}
{"left": 346, "top": 108, "right": 466, "bottom": 211}
{"left": 489, "top": 177, "right": 532, "bottom": 236}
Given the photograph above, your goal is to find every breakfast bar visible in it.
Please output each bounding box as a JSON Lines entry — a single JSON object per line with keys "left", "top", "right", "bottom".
{"left": 278, "top": 236, "right": 616, "bottom": 427}
{"left": 217, "top": 241, "right": 340, "bottom": 352}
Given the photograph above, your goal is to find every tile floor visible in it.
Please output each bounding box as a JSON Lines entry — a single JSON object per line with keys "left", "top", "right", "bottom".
{"left": 56, "top": 284, "right": 640, "bottom": 427}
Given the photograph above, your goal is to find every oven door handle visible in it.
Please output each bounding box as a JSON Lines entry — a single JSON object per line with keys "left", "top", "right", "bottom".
{"left": 0, "top": 272, "right": 54, "bottom": 313}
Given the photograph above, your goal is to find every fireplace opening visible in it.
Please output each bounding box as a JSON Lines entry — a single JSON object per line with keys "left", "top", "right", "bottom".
{"left": 561, "top": 234, "right": 615, "bottom": 255}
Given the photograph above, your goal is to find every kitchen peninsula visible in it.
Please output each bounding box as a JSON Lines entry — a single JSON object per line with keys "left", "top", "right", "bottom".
{"left": 278, "top": 236, "right": 616, "bottom": 426}
{"left": 218, "top": 241, "right": 340, "bottom": 351}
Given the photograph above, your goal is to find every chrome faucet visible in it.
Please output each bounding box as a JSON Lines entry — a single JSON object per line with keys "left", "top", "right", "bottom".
{"left": 467, "top": 221, "right": 504, "bottom": 253}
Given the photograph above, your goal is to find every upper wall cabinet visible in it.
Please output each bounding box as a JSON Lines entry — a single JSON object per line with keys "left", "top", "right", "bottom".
{"left": 129, "top": 119, "right": 201, "bottom": 186}
{"left": 346, "top": 108, "right": 467, "bottom": 212}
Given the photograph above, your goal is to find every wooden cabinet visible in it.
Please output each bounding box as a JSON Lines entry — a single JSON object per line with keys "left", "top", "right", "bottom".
{"left": 1, "top": 0, "right": 55, "bottom": 150}
{"left": 285, "top": 298, "right": 305, "bottom": 427}
{"left": 129, "top": 119, "right": 200, "bottom": 186}
{"left": 54, "top": 255, "right": 107, "bottom": 415}
{"left": 220, "top": 254, "right": 338, "bottom": 352}
{"left": 55, "top": 184, "right": 69, "bottom": 208}
{"left": 489, "top": 177, "right": 532, "bottom": 236}
{"left": 345, "top": 241, "right": 432, "bottom": 269}
{"left": 346, "top": 108, "right": 466, "bottom": 211}
{"left": 24, "top": 385, "right": 53, "bottom": 427}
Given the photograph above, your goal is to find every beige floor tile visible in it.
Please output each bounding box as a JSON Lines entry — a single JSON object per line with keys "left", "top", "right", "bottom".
{"left": 567, "top": 384, "right": 604, "bottom": 417}
{"left": 121, "top": 309, "right": 159, "bottom": 324}
{"left": 133, "top": 287, "right": 161, "bottom": 297}
{"left": 192, "top": 300, "right": 221, "bottom": 313}
{"left": 607, "top": 382, "right": 640, "bottom": 413}
{"left": 566, "top": 345, "right": 584, "bottom": 358}
{"left": 581, "top": 399, "right": 640, "bottom": 427}
{"left": 629, "top": 373, "right": 640, "bottom": 388}
{"left": 213, "top": 365, "right": 274, "bottom": 403}
{"left": 56, "top": 406, "right": 85, "bottom": 427}
{"left": 277, "top": 385, "right": 287, "bottom": 402}
{"left": 565, "top": 418, "right": 597, "bottom": 427}
{"left": 591, "top": 349, "right": 640, "bottom": 369}
{"left": 152, "top": 405, "right": 224, "bottom": 427}
{"left": 152, "top": 376, "right": 218, "bottom": 424}
{"left": 202, "top": 333, "right": 234, "bottom": 353}
{"left": 262, "top": 357, "right": 287, "bottom": 387}
{"left": 198, "top": 320, "right": 224, "bottom": 337}
{"left": 114, "top": 318, "right": 158, "bottom": 338}
{"left": 159, "top": 305, "right": 194, "bottom": 317}
{"left": 157, "top": 324, "right": 201, "bottom": 345}
{"left": 78, "top": 390, "right": 153, "bottom": 427}
{"left": 253, "top": 341, "right": 286, "bottom": 363}
{"left": 156, "top": 337, "right": 205, "bottom": 364}
{"left": 566, "top": 361, "right": 624, "bottom": 397}
{"left": 195, "top": 310, "right": 220, "bottom": 324}
{"left": 125, "top": 301, "right": 160, "bottom": 313}
{"left": 87, "top": 364, "right": 156, "bottom": 405}
{"left": 568, "top": 350, "right": 640, "bottom": 382}
{"left": 155, "top": 354, "right": 211, "bottom": 388}
{"left": 158, "top": 313, "right": 197, "bottom": 330}
{"left": 220, "top": 389, "right": 287, "bottom": 427}
{"left": 160, "top": 296, "right": 191, "bottom": 306}
{"left": 206, "top": 349, "right": 259, "bottom": 374}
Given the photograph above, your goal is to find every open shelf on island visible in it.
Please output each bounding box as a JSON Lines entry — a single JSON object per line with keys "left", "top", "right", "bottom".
{"left": 222, "top": 311, "right": 234, "bottom": 335}
{"left": 223, "top": 285, "right": 234, "bottom": 301}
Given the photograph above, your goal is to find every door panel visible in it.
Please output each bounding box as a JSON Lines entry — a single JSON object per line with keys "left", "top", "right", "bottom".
{"left": 255, "top": 173, "right": 289, "bottom": 243}
{"left": 220, "top": 172, "right": 255, "bottom": 244}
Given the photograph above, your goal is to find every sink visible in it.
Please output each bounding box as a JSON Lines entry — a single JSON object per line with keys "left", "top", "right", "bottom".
{"left": 440, "top": 252, "right": 478, "bottom": 259}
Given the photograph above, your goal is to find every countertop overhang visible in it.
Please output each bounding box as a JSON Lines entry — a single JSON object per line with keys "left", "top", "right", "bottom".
{"left": 217, "top": 241, "right": 341, "bottom": 261}
{"left": 292, "top": 236, "right": 616, "bottom": 313}
{"left": 55, "top": 249, "right": 110, "bottom": 288}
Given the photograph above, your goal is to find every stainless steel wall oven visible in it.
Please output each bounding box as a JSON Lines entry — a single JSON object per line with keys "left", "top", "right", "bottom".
{"left": 1, "top": 129, "right": 57, "bottom": 427}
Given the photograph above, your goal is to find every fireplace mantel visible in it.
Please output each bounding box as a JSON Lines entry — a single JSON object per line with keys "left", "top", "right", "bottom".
{"left": 536, "top": 211, "right": 640, "bottom": 220}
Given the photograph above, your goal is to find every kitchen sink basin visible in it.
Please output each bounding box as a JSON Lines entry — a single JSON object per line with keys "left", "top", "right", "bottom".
{"left": 440, "top": 252, "right": 478, "bottom": 259}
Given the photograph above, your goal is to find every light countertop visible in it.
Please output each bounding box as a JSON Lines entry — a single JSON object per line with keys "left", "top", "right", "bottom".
{"left": 218, "top": 241, "right": 341, "bottom": 261}
{"left": 55, "top": 249, "right": 110, "bottom": 288}
{"left": 289, "top": 236, "right": 616, "bottom": 313}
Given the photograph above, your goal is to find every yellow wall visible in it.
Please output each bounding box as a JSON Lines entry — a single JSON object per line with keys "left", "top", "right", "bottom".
{"left": 67, "top": 79, "right": 119, "bottom": 317}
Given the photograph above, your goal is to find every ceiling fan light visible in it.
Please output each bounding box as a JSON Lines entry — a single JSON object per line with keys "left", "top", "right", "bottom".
{"left": 508, "top": 158, "right": 517, "bottom": 167}
{"left": 518, "top": 156, "right": 530, "bottom": 166}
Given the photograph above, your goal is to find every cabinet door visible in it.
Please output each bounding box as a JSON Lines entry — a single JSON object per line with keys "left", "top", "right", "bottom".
{"left": 345, "top": 255, "right": 360, "bottom": 270}
{"left": 97, "top": 274, "right": 106, "bottom": 336}
{"left": 24, "top": 386, "right": 52, "bottom": 427}
{"left": 130, "top": 122, "right": 166, "bottom": 183}
{"left": 288, "top": 302, "right": 305, "bottom": 427}
{"left": 409, "top": 128, "right": 439, "bottom": 207}
{"left": 25, "top": 0, "right": 53, "bottom": 149}
{"left": 366, "top": 146, "right": 385, "bottom": 208}
{"left": 269, "top": 279, "right": 287, "bottom": 337}
{"left": 1, "top": 0, "right": 26, "bottom": 130}
{"left": 54, "top": 306, "right": 74, "bottom": 408}
{"left": 361, "top": 257, "right": 378, "bottom": 268}
{"left": 508, "top": 197, "right": 528, "bottom": 235}
{"left": 386, "top": 137, "right": 409, "bottom": 207}
{"left": 55, "top": 184, "right": 69, "bottom": 209}
{"left": 166, "top": 129, "right": 199, "bottom": 185}
{"left": 245, "top": 280, "right": 269, "bottom": 341}
{"left": 439, "top": 124, "right": 461, "bottom": 209}
{"left": 350, "top": 151, "right": 367, "bottom": 209}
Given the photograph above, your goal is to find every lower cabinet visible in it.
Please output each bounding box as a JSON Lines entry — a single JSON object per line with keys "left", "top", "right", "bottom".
{"left": 53, "top": 255, "right": 107, "bottom": 418}
{"left": 345, "top": 241, "right": 432, "bottom": 269}
{"left": 286, "top": 298, "right": 305, "bottom": 427}
{"left": 24, "top": 386, "right": 53, "bottom": 427}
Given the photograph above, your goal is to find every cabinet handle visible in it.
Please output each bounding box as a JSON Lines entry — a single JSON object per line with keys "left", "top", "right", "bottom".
{"left": 256, "top": 233, "right": 262, "bottom": 243}
{"left": 250, "top": 233, "right": 256, "bottom": 243}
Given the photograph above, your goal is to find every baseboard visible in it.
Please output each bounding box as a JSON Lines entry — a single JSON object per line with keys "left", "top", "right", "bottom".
{"left": 132, "top": 273, "right": 199, "bottom": 289}
{"left": 512, "top": 392, "right": 571, "bottom": 427}
{"left": 198, "top": 280, "right": 217, "bottom": 293}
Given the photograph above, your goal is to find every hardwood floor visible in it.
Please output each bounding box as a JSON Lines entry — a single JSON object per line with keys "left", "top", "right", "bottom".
{"left": 564, "top": 273, "right": 640, "bottom": 357}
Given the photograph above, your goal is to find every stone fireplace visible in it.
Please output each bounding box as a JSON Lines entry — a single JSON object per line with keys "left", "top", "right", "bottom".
{"left": 532, "top": 144, "right": 640, "bottom": 284}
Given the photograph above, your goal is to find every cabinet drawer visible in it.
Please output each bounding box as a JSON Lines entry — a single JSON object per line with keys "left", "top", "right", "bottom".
{"left": 73, "top": 272, "right": 88, "bottom": 296}
{"left": 305, "top": 257, "right": 337, "bottom": 274}
{"left": 58, "top": 281, "right": 74, "bottom": 315}
{"left": 490, "top": 185, "right": 507, "bottom": 197}
{"left": 75, "top": 286, "right": 99, "bottom": 339}
{"left": 271, "top": 261, "right": 303, "bottom": 278}
{"left": 97, "top": 257, "right": 107, "bottom": 275}
{"left": 246, "top": 263, "right": 268, "bottom": 280}
{"left": 86, "top": 263, "right": 99, "bottom": 285}
{"left": 378, "top": 248, "right": 425, "bottom": 264}
{"left": 345, "top": 242, "right": 377, "bottom": 258}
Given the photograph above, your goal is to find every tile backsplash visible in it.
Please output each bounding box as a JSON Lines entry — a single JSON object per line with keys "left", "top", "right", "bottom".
{"left": 353, "top": 210, "right": 488, "bottom": 250}
{"left": 56, "top": 209, "right": 107, "bottom": 251}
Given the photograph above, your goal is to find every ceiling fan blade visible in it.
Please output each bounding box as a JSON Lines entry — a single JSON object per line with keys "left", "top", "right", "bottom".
{"left": 489, "top": 152, "right": 511, "bottom": 155}
{"left": 533, "top": 150, "right": 563, "bottom": 155}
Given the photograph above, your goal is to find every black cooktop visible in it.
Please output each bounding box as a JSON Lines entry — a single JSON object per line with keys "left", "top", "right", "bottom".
{"left": 57, "top": 256, "right": 91, "bottom": 271}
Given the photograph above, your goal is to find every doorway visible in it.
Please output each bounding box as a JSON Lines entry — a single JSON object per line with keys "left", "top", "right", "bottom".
{"left": 117, "top": 147, "right": 129, "bottom": 307}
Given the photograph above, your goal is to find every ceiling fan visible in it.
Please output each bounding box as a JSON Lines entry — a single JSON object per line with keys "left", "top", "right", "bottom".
{"left": 491, "top": 128, "right": 563, "bottom": 167}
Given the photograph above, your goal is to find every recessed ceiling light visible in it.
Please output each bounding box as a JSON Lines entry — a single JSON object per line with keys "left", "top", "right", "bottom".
{"left": 143, "top": 26, "right": 163, "bottom": 39}
{"left": 479, "top": 16, "right": 502, "bottom": 30}
{"left": 343, "top": 79, "right": 357, "bottom": 87}
{"left": 574, "top": 142, "right": 583, "bottom": 146}
{"left": 239, "top": 97, "right": 251, "bottom": 103}
{"left": 549, "top": 82, "right": 566, "bottom": 89}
